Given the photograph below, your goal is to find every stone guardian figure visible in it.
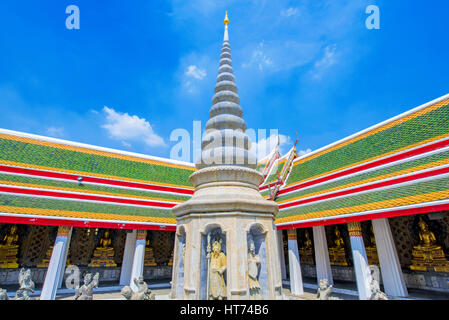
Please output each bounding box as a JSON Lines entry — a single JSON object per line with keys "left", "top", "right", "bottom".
{"left": 15, "top": 268, "right": 35, "bottom": 300}
{"left": 74, "top": 272, "right": 99, "bottom": 300}
{"left": 121, "top": 276, "right": 155, "bottom": 300}
{"left": 248, "top": 239, "right": 262, "bottom": 300}
{"left": 316, "top": 278, "right": 333, "bottom": 300}
{"left": 208, "top": 240, "right": 227, "bottom": 300}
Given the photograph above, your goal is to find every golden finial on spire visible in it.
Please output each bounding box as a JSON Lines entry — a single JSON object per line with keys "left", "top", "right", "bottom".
{"left": 224, "top": 11, "right": 229, "bottom": 27}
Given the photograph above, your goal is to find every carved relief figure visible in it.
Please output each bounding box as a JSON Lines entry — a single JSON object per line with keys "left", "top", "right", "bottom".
{"left": 248, "top": 239, "right": 261, "bottom": 300}
{"left": 15, "top": 268, "right": 35, "bottom": 300}
{"left": 208, "top": 240, "right": 227, "bottom": 300}
{"left": 74, "top": 272, "right": 99, "bottom": 300}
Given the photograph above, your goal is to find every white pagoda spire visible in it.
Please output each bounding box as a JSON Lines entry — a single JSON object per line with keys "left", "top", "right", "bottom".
{"left": 197, "top": 11, "right": 257, "bottom": 170}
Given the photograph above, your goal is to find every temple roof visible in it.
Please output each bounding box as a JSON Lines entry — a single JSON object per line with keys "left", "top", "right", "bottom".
{"left": 275, "top": 93, "right": 449, "bottom": 229}
{"left": 0, "top": 128, "right": 195, "bottom": 230}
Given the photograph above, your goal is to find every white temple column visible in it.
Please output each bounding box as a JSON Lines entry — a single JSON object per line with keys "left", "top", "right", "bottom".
{"left": 348, "top": 222, "right": 371, "bottom": 300}
{"left": 119, "top": 229, "right": 137, "bottom": 286}
{"left": 130, "top": 229, "right": 146, "bottom": 292}
{"left": 277, "top": 230, "right": 287, "bottom": 280}
{"left": 287, "top": 229, "right": 304, "bottom": 296}
{"left": 40, "top": 226, "right": 72, "bottom": 300}
{"left": 372, "top": 218, "right": 408, "bottom": 297}
{"left": 313, "top": 225, "right": 333, "bottom": 286}
{"left": 57, "top": 227, "right": 72, "bottom": 289}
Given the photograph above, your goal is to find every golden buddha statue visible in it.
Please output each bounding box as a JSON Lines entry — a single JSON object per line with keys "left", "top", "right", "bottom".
{"left": 0, "top": 224, "right": 20, "bottom": 268}
{"left": 89, "top": 230, "right": 117, "bottom": 267}
{"left": 37, "top": 246, "right": 71, "bottom": 268}
{"left": 144, "top": 238, "right": 157, "bottom": 267}
{"left": 365, "top": 225, "right": 379, "bottom": 265}
{"left": 299, "top": 230, "right": 314, "bottom": 265}
{"left": 328, "top": 227, "right": 349, "bottom": 266}
{"left": 410, "top": 218, "right": 449, "bottom": 272}
{"left": 168, "top": 250, "right": 174, "bottom": 266}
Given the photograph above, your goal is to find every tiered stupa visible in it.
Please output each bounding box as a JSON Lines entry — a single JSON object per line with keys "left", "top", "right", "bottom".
{"left": 170, "top": 12, "right": 283, "bottom": 300}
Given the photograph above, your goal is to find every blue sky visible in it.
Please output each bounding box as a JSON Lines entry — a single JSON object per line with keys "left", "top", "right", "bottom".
{"left": 0, "top": 1, "right": 448, "bottom": 161}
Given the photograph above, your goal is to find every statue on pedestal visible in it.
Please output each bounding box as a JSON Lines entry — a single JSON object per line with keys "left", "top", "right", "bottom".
{"left": 74, "top": 272, "right": 99, "bottom": 300}
{"left": 316, "top": 279, "right": 333, "bottom": 300}
{"left": 15, "top": 268, "right": 35, "bottom": 300}
{"left": 144, "top": 238, "right": 157, "bottom": 267}
{"left": 208, "top": 240, "right": 227, "bottom": 300}
{"left": 299, "top": 230, "right": 314, "bottom": 265}
{"left": 0, "top": 224, "right": 20, "bottom": 269}
{"left": 410, "top": 217, "right": 449, "bottom": 272}
{"left": 121, "top": 276, "right": 155, "bottom": 300}
{"left": 89, "top": 230, "right": 117, "bottom": 267}
{"left": 248, "top": 239, "right": 261, "bottom": 300}
{"left": 328, "top": 227, "right": 349, "bottom": 266}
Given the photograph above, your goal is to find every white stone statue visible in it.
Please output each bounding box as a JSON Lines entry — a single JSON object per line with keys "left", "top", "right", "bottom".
{"left": 74, "top": 272, "right": 99, "bottom": 300}
{"left": 15, "top": 268, "right": 35, "bottom": 300}
{"left": 248, "top": 239, "right": 262, "bottom": 300}
{"left": 316, "top": 278, "right": 333, "bottom": 300}
{"left": 208, "top": 240, "right": 227, "bottom": 300}
{"left": 368, "top": 265, "right": 388, "bottom": 300}
{"left": 121, "top": 276, "right": 155, "bottom": 300}
{"left": 0, "top": 288, "right": 9, "bottom": 300}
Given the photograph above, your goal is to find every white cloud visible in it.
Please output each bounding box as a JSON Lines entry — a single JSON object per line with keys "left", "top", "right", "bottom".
{"left": 315, "top": 44, "right": 337, "bottom": 68}
{"left": 311, "top": 44, "right": 338, "bottom": 80}
{"left": 177, "top": 53, "right": 214, "bottom": 95}
{"left": 251, "top": 133, "right": 291, "bottom": 160}
{"left": 121, "top": 141, "right": 132, "bottom": 148}
{"left": 298, "top": 148, "right": 312, "bottom": 156}
{"left": 185, "top": 65, "right": 207, "bottom": 80}
{"left": 281, "top": 7, "right": 300, "bottom": 17}
{"left": 242, "top": 42, "right": 273, "bottom": 71}
{"left": 46, "top": 127, "right": 64, "bottom": 138}
{"left": 241, "top": 40, "right": 321, "bottom": 73}
{"left": 101, "top": 106, "right": 166, "bottom": 147}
